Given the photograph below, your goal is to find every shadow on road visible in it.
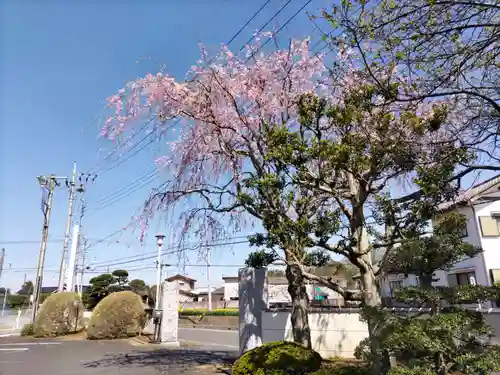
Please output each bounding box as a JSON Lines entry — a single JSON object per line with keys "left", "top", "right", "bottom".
{"left": 83, "top": 348, "right": 237, "bottom": 374}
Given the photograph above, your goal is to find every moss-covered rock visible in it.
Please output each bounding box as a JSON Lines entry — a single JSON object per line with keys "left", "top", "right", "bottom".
{"left": 87, "top": 290, "right": 146, "bottom": 340}
{"left": 232, "top": 341, "right": 322, "bottom": 375}
{"left": 33, "top": 292, "right": 84, "bottom": 337}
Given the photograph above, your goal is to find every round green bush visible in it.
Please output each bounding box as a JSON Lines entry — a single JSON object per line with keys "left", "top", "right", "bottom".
{"left": 87, "top": 290, "right": 146, "bottom": 340}
{"left": 232, "top": 341, "right": 322, "bottom": 375}
{"left": 33, "top": 292, "right": 84, "bottom": 337}
{"left": 20, "top": 323, "right": 34, "bottom": 337}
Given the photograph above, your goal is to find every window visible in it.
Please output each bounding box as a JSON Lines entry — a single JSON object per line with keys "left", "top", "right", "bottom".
{"left": 447, "top": 271, "right": 476, "bottom": 287}
{"left": 478, "top": 216, "right": 500, "bottom": 237}
{"left": 389, "top": 280, "right": 404, "bottom": 297}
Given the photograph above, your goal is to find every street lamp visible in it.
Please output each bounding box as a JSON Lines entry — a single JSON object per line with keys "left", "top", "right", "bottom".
{"left": 154, "top": 233, "right": 165, "bottom": 310}
{"left": 153, "top": 233, "right": 166, "bottom": 343}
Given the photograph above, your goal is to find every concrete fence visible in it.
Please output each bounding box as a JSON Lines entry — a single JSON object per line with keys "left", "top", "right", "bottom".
{"left": 238, "top": 267, "right": 500, "bottom": 359}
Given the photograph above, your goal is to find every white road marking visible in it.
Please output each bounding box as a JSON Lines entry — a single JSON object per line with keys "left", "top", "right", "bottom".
{"left": 180, "top": 339, "right": 238, "bottom": 349}
{"left": 179, "top": 327, "right": 237, "bottom": 333}
{"left": 0, "top": 348, "right": 29, "bottom": 352}
{"left": 0, "top": 342, "right": 61, "bottom": 346}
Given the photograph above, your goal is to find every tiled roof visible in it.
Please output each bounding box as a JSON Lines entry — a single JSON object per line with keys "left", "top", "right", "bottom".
{"left": 438, "top": 174, "right": 500, "bottom": 211}
{"left": 166, "top": 274, "right": 197, "bottom": 283}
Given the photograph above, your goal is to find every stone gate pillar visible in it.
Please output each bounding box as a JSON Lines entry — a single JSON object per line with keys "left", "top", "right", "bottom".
{"left": 160, "top": 280, "right": 180, "bottom": 347}
{"left": 238, "top": 267, "right": 268, "bottom": 355}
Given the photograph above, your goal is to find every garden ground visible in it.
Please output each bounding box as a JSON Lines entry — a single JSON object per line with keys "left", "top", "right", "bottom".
{"left": 0, "top": 335, "right": 237, "bottom": 375}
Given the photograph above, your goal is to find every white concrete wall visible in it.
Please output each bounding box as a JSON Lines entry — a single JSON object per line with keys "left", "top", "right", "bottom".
{"left": 224, "top": 279, "right": 239, "bottom": 300}
{"left": 261, "top": 311, "right": 369, "bottom": 358}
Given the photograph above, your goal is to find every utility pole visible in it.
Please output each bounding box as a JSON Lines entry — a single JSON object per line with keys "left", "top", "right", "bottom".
{"left": 0, "top": 248, "right": 5, "bottom": 279}
{"left": 0, "top": 248, "right": 5, "bottom": 316}
{"left": 32, "top": 175, "right": 61, "bottom": 322}
{"left": 58, "top": 162, "right": 78, "bottom": 292}
{"left": 207, "top": 247, "right": 212, "bottom": 311}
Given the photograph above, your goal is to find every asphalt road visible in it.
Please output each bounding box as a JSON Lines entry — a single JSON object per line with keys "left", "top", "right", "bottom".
{"left": 179, "top": 328, "right": 239, "bottom": 350}
{"left": 0, "top": 335, "right": 237, "bottom": 375}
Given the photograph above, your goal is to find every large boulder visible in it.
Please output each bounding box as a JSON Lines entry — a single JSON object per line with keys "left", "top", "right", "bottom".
{"left": 87, "top": 290, "right": 146, "bottom": 340}
{"left": 33, "top": 292, "right": 84, "bottom": 337}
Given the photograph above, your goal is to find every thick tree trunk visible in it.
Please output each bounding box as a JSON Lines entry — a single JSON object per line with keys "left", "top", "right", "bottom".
{"left": 360, "top": 255, "right": 388, "bottom": 375}
{"left": 285, "top": 263, "right": 312, "bottom": 348}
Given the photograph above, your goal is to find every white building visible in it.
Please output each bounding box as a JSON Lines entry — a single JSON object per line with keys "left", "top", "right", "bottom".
{"left": 223, "top": 274, "right": 346, "bottom": 305}
{"left": 380, "top": 175, "right": 500, "bottom": 303}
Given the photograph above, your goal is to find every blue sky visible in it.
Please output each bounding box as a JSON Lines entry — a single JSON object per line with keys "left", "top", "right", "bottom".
{"left": 0, "top": 0, "right": 334, "bottom": 291}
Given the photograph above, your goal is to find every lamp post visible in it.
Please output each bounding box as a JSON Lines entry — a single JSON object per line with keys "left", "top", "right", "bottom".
{"left": 153, "top": 233, "right": 165, "bottom": 343}
{"left": 154, "top": 233, "right": 165, "bottom": 310}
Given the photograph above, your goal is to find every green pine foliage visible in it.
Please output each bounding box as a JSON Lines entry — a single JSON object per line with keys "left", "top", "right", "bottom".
{"left": 359, "top": 214, "right": 500, "bottom": 375}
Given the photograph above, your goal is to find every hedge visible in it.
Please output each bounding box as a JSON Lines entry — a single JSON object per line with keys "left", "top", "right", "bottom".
{"left": 232, "top": 341, "right": 322, "bottom": 375}
{"left": 179, "top": 308, "right": 238, "bottom": 316}
{"left": 87, "top": 291, "right": 146, "bottom": 340}
{"left": 7, "top": 293, "right": 51, "bottom": 309}
{"left": 33, "top": 292, "right": 84, "bottom": 337}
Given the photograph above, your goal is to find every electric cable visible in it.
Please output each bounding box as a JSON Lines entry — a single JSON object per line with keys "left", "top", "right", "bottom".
{"left": 246, "top": 0, "right": 315, "bottom": 62}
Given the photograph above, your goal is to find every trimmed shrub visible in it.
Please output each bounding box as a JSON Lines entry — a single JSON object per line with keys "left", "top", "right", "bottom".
{"left": 232, "top": 341, "right": 322, "bottom": 375}
{"left": 309, "top": 366, "right": 370, "bottom": 375}
{"left": 179, "top": 308, "right": 239, "bottom": 316}
{"left": 33, "top": 292, "right": 84, "bottom": 337}
{"left": 87, "top": 290, "right": 146, "bottom": 340}
{"left": 20, "top": 323, "right": 34, "bottom": 337}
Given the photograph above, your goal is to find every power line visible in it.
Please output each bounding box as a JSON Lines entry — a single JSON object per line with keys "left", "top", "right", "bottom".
{"left": 89, "top": 239, "right": 249, "bottom": 269}
{"left": 88, "top": 237, "right": 250, "bottom": 268}
{"left": 87, "top": 176, "right": 168, "bottom": 213}
{"left": 90, "top": 168, "right": 157, "bottom": 205}
{"left": 227, "top": 0, "right": 274, "bottom": 46}
{"left": 239, "top": 0, "right": 293, "bottom": 53}
{"left": 246, "top": 0, "right": 315, "bottom": 62}
{"left": 8, "top": 264, "right": 246, "bottom": 273}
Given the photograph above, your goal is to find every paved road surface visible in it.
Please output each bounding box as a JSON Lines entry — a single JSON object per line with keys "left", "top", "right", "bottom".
{"left": 0, "top": 336, "right": 236, "bottom": 375}
{"left": 179, "top": 327, "right": 239, "bottom": 350}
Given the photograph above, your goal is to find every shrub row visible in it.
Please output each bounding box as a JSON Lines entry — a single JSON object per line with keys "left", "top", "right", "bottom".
{"left": 30, "top": 290, "right": 146, "bottom": 340}
{"left": 179, "top": 308, "right": 239, "bottom": 316}
{"left": 7, "top": 293, "right": 51, "bottom": 309}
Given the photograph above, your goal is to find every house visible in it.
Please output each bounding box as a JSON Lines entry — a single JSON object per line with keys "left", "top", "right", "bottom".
{"left": 195, "top": 287, "right": 225, "bottom": 302}
{"left": 165, "top": 274, "right": 198, "bottom": 302}
{"left": 222, "top": 271, "right": 347, "bottom": 306}
{"left": 380, "top": 174, "right": 500, "bottom": 304}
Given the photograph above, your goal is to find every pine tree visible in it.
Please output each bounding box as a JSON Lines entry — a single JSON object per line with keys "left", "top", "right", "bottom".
{"left": 361, "top": 213, "right": 500, "bottom": 375}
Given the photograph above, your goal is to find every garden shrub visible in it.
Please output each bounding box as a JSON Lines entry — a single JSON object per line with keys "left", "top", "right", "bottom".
{"left": 87, "top": 290, "right": 146, "bottom": 340}
{"left": 33, "top": 292, "right": 84, "bottom": 337}
{"left": 178, "top": 308, "right": 238, "bottom": 316}
{"left": 20, "top": 323, "right": 34, "bottom": 337}
{"left": 232, "top": 341, "right": 322, "bottom": 375}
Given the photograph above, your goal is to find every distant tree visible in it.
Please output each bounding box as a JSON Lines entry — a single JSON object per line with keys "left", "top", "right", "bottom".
{"left": 129, "top": 279, "right": 148, "bottom": 295}
{"left": 112, "top": 269, "right": 129, "bottom": 286}
{"left": 267, "top": 269, "right": 286, "bottom": 278}
{"left": 245, "top": 250, "right": 278, "bottom": 269}
{"left": 87, "top": 273, "right": 117, "bottom": 309}
{"left": 22, "top": 281, "right": 33, "bottom": 292}
{"left": 303, "top": 250, "right": 332, "bottom": 268}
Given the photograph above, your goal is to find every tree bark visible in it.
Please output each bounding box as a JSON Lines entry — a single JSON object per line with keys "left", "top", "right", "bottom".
{"left": 360, "top": 254, "right": 389, "bottom": 375}
{"left": 285, "top": 263, "right": 312, "bottom": 348}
